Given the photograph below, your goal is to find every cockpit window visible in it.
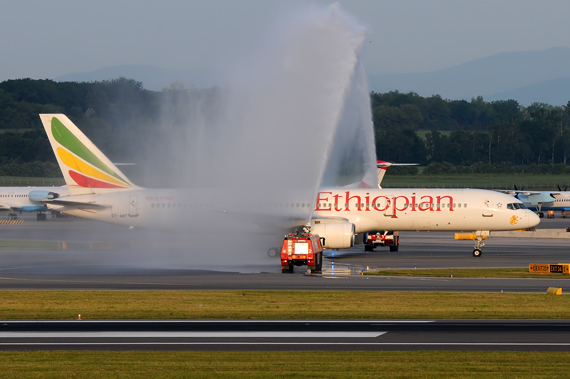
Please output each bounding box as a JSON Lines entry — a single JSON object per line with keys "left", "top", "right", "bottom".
{"left": 507, "top": 203, "right": 526, "bottom": 210}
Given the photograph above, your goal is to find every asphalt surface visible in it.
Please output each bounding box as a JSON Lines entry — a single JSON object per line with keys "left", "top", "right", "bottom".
{"left": 0, "top": 213, "right": 569, "bottom": 291}
{"left": 1, "top": 213, "right": 570, "bottom": 353}
{"left": 0, "top": 320, "right": 569, "bottom": 351}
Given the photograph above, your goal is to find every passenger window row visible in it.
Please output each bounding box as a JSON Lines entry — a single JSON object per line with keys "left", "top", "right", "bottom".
{"left": 316, "top": 203, "right": 468, "bottom": 209}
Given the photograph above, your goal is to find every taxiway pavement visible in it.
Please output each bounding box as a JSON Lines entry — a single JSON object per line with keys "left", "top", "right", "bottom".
{"left": 0, "top": 213, "right": 569, "bottom": 291}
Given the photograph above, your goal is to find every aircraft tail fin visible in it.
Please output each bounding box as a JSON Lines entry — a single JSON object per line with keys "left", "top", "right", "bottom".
{"left": 376, "top": 161, "right": 420, "bottom": 189}
{"left": 39, "top": 114, "right": 139, "bottom": 195}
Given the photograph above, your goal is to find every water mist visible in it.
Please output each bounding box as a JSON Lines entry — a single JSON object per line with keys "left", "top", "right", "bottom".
{"left": 133, "top": 3, "right": 376, "bottom": 272}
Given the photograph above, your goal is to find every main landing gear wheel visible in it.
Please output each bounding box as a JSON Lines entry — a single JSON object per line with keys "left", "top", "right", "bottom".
{"left": 473, "top": 249, "right": 482, "bottom": 257}
{"left": 267, "top": 247, "right": 279, "bottom": 257}
{"left": 538, "top": 212, "right": 544, "bottom": 218}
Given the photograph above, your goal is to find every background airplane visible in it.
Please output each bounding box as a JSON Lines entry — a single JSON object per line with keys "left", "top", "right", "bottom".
{"left": 0, "top": 186, "right": 68, "bottom": 220}
{"left": 502, "top": 185, "right": 570, "bottom": 218}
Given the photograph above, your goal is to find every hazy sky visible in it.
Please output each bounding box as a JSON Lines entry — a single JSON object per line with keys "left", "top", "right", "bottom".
{"left": 1, "top": 0, "right": 570, "bottom": 81}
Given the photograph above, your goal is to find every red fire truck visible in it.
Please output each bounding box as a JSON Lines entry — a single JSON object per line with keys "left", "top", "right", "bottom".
{"left": 364, "top": 231, "right": 400, "bottom": 252}
{"left": 280, "top": 231, "right": 324, "bottom": 273}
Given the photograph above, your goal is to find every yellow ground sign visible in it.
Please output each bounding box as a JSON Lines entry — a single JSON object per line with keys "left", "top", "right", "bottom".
{"left": 529, "top": 264, "right": 550, "bottom": 273}
{"left": 529, "top": 264, "right": 570, "bottom": 274}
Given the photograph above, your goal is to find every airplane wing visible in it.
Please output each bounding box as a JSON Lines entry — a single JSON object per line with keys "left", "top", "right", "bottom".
{"left": 0, "top": 202, "right": 16, "bottom": 210}
{"left": 498, "top": 190, "right": 537, "bottom": 196}
{"left": 42, "top": 199, "right": 111, "bottom": 211}
{"left": 498, "top": 190, "right": 556, "bottom": 198}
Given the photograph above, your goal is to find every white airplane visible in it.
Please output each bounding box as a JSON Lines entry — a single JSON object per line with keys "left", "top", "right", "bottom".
{"left": 38, "top": 114, "right": 540, "bottom": 257}
{"left": 501, "top": 185, "right": 570, "bottom": 218}
{"left": 0, "top": 186, "right": 69, "bottom": 220}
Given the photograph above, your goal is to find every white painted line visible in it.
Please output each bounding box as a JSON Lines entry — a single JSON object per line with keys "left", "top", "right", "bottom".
{"left": 0, "top": 332, "right": 386, "bottom": 338}
{"left": 0, "top": 342, "right": 568, "bottom": 346}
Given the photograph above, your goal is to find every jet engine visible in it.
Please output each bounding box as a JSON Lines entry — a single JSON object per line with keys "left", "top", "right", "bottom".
{"left": 29, "top": 190, "right": 60, "bottom": 203}
{"left": 311, "top": 222, "right": 355, "bottom": 249}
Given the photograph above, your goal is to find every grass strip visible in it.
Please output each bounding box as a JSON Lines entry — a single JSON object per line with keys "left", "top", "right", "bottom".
{"left": 366, "top": 268, "right": 570, "bottom": 279}
{"left": 0, "top": 351, "right": 569, "bottom": 378}
{"left": 0, "top": 291, "right": 569, "bottom": 319}
{"left": 381, "top": 173, "right": 570, "bottom": 190}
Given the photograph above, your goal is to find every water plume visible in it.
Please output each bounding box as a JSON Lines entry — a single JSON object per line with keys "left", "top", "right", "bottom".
{"left": 134, "top": 3, "right": 376, "bottom": 270}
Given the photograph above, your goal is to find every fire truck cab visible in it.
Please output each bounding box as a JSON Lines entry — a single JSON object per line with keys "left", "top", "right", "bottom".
{"left": 364, "top": 231, "right": 400, "bottom": 252}
{"left": 280, "top": 231, "right": 324, "bottom": 273}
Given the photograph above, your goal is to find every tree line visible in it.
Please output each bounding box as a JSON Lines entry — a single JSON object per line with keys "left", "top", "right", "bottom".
{"left": 0, "top": 78, "right": 569, "bottom": 178}
{"left": 373, "top": 92, "right": 570, "bottom": 166}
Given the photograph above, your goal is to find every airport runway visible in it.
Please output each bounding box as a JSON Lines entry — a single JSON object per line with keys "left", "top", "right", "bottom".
{"left": 0, "top": 320, "right": 569, "bottom": 351}
{"left": 0, "top": 213, "right": 569, "bottom": 291}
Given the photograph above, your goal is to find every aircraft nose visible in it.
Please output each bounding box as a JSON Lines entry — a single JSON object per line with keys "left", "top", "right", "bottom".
{"left": 527, "top": 211, "right": 540, "bottom": 228}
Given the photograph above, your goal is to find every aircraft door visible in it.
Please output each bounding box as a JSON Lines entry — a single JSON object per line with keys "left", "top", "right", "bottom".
{"left": 383, "top": 195, "right": 395, "bottom": 217}
{"left": 129, "top": 195, "right": 138, "bottom": 217}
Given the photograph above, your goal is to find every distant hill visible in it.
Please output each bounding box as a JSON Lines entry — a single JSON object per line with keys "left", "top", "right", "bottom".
{"left": 55, "top": 65, "right": 218, "bottom": 91}
{"left": 486, "top": 77, "right": 570, "bottom": 106}
{"left": 367, "top": 47, "right": 570, "bottom": 105}
{"left": 55, "top": 48, "right": 570, "bottom": 105}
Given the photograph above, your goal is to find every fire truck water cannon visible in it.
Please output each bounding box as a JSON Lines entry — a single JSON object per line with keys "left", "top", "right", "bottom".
{"left": 280, "top": 230, "right": 324, "bottom": 274}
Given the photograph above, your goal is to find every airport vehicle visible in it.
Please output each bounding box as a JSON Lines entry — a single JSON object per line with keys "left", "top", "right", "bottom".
{"left": 0, "top": 187, "right": 69, "bottom": 220}
{"left": 38, "top": 114, "right": 540, "bottom": 257}
{"left": 364, "top": 230, "right": 399, "bottom": 252}
{"left": 355, "top": 161, "right": 415, "bottom": 252}
{"left": 280, "top": 229, "right": 323, "bottom": 273}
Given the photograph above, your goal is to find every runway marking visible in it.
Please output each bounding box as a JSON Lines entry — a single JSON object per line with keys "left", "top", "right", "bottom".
{"left": 0, "top": 332, "right": 386, "bottom": 338}
{"left": 0, "top": 342, "right": 569, "bottom": 346}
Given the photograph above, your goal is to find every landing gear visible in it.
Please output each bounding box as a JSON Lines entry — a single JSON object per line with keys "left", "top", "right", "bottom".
{"left": 267, "top": 247, "right": 279, "bottom": 257}
{"left": 37, "top": 213, "right": 47, "bottom": 221}
{"left": 473, "top": 234, "right": 485, "bottom": 258}
{"left": 389, "top": 244, "right": 399, "bottom": 252}
{"left": 8, "top": 210, "right": 17, "bottom": 220}
{"left": 538, "top": 211, "right": 544, "bottom": 218}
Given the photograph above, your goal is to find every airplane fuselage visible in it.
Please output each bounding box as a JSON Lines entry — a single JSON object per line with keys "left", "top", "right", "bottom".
{"left": 52, "top": 187, "right": 539, "bottom": 232}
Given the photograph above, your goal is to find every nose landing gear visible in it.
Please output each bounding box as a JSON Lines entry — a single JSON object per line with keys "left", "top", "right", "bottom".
{"left": 473, "top": 234, "right": 485, "bottom": 257}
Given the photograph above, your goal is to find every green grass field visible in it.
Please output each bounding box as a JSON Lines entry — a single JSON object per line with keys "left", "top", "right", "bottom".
{"left": 0, "top": 351, "right": 568, "bottom": 378}
{"left": 0, "top": 291, "right": 568, "bottom": 320}
{"left": 382, "top": 173, "right": 570, "bottom": 190}
{"left": 366, "top": 268, "right": 570, "bottom": 279}
{"left": 0, "top": 176, "right": 65, "bottom": 187}
{"left": 0, "top": 173, "right": 568, "bottom": 190}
